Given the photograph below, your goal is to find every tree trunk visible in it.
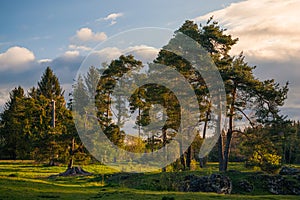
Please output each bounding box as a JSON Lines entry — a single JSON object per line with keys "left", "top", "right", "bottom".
{"left": 218, "top": 134, "right": 224, "bottom": 171}
{"left": 68, "top": 137, "right": 75, "bottom": 169}
{"left": 223, "top": 128, "right": 232, "bottom": 171}
{"left": 162, "top": 127, "right": 167, "bottom": 172}
{"left": 106, "top": 94, "right": 110, "bottom": 128}
{"left": 217, "top": 96, "right": 224, "bottom": 172}
{"left": 186, "top": 146, "right": 192, "bottom": 169}
{"left": 179, "top": 138, "right": 186, "bottom": 170}
{"left": 222, "top": 88, "right": 236, "bottom": 171}
{"left": 200, "top": 110, "right": 209, "bottom": 168}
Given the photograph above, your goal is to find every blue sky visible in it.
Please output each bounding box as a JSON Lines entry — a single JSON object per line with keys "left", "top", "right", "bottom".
{"left": 0, "top": 0, "right": 237, "bottom": 59}
{"left": 0, "top": 0, "right": 300, "bottom": 121}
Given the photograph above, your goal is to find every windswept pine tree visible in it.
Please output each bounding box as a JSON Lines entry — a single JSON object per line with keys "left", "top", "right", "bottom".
{"left": 154, "top": 18, "right": 288, "bottom": 171}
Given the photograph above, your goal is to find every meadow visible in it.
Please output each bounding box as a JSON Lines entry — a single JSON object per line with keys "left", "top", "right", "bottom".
{"left": 0, "top": 160, "right": 298, "bottom": 200}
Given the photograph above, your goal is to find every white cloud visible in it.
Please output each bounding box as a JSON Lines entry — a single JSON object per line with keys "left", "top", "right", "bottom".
{"left": 124, "top": 45, "right": 159, "bottom": 62}
{"left": 103, "top": 12, "right": 123, "bottom": 25}
{"left": 72, "top": 27, "right": 107, "bottom": 42}
{"left": 88, "top": 47, "right": 122, "bottom": 65}
{"left": 0, "top": 46, "right": 35, "bottom": 71}
{"left": 63, "top": 50, "right": 80, "bottom": 58}
{"left": 194, "top": 0, "right": 300, "bottom": 62}
{"left": 68, "top": 44, "right": 92, "bottom": 52}
{"left": 38, "top": 58, "right": 52, "bottom": 63}
{"left": 89, "top": 45, "right": 159, "bottom": 64}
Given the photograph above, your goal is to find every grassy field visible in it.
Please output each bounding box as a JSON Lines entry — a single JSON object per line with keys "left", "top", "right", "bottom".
{"left": 0, "top": 160, "right": 298, "bottom": 200}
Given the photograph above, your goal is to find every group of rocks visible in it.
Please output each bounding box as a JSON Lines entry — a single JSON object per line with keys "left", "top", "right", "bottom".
{"left": 178, "top": 166, "right": 300, "bottom": 195}
{"left": 265, "top": 166, "right": 300, "bottom": 195}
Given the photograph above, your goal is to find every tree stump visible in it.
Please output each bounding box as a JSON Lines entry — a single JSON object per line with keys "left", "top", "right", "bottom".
{"left": 49, "top": 166, "right": 92, "bottom": 178}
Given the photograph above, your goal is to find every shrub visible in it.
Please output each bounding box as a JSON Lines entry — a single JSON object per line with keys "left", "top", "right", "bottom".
{"left": 247, "top": 147, "right": 281, "bottom": 174}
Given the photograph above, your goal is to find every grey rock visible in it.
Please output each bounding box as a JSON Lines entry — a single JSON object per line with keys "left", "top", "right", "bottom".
{"left": 238, "top": 180, "right": 254, "bottom": 192}
{"left": 179, "top": 174, "right": 232, "bottom": 194}
{"left": 266, "top": 175, "right": 300, "bottom": 195}
{"left": 279, "top": 166, "right": 300, "bottom": 175}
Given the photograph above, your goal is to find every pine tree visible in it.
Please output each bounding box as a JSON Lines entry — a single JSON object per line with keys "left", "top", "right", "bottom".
{"left": 33, "top": 67, "right": 69, "bottom": 165}
{"left": 37, "top": 66, "right": 63, "bottom": 99}
{"left": 71, "top": 74, "right": 89, "bottom": 114}
{"left": 0, "top": 86, "right": 30, "bottom": 159}
{"left": 153, "top": 18, "right": 289, "bottom": 172}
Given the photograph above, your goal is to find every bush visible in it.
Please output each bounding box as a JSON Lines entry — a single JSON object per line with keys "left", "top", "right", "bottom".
{"left": 247, "top": 149, "right": 281, "bottom": 174}
{"left": 190, "top": 159, "right": 198, "bottom": 171}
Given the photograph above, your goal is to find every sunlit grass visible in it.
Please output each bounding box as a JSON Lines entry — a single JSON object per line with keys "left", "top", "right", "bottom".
{"left": 0, "top": 160, "right": 298, "bottom": 200}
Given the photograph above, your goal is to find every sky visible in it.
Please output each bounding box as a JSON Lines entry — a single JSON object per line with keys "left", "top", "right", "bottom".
{"left": 0, "top": 0, "right": 299, "bottom": 121}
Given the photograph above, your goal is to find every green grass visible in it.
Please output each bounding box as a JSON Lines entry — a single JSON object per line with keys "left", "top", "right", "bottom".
{"left": 0, "top": 160, "right": 298, "bottom": 200}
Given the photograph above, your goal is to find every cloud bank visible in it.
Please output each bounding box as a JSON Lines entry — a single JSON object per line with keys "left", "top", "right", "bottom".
{"left": 194, "top": 0, "right": 300, "bottom": 62}
{"left": 0, "top": 46, "right": 35, "bottom": 71}
{"left": 194, "top": 0, "right": 300, "bottom": 120}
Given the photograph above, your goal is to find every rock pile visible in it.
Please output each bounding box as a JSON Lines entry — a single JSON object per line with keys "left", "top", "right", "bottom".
{"left": 179, "top": 174, "right": 232, "bottom": 194}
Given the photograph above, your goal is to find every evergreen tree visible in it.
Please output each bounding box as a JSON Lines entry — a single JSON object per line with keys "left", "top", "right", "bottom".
{"left": 96, "top": 55, "right": 143, "bottom": 147}
{"left": 37, "top": 66, "right": 63, "bottom": 99}
{"left": 85, "top": 66, "right": 100, "bottom": 100}
{"left": 0, "top": 86, "right": 30, "bottom": 159}
{"left": 70, "top": 74, "right": 89, "bottom": 114}
{"left": 154, "top": 19, "right": 288, "bottom": 172}
{"left": 33, "top": 67, "right": 69, "bottom": 165}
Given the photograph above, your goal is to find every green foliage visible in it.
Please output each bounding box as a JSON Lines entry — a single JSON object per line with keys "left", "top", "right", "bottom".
{"left": 0, "top": 67, "right": 90, "bottom": 166}
{"left": 95, "top": 55, "right": 143, "bottom": 147}
{"left": 247, "top": 145, "right": 282, "bottom": 174}
{"left": 37, "top": 66, "right": 63, "bottom": 99}
{"left": 0, "top": 86, "right": 29, "bottom": 159}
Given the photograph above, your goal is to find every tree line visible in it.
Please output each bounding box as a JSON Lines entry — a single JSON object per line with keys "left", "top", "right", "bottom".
{"left": 0, "top": 19, "right": 297, "bottom": 173}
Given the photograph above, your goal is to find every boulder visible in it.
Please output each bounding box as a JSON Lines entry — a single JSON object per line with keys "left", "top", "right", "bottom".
{"left": 279, "top": 166, "right": 300, "bottom": 175}
{"left": 238, "top": 180, "right": 254, "bottom": 192}
{"left": 267, "top": 175, "right": 285, "bottom": 194}
{"left": 179, "top": 174, "right": 232, "bottom": 194}
{"left": 266, "top": 174, "right": 300, "bottom": 195}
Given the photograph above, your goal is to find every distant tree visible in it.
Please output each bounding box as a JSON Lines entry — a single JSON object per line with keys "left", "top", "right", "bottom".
{"left": 67, "top": 66, "right": 109, "bottom": 169}
{"left": 96, "top": 55, "right": 143, "bottom": 147}
{"left": 70, "top": 74, "right": 89, "bottom": 114}
{"left": 0, "top": 86, "right": 31, "bottom": 159}
{"left": 85, "top": 66, "right": 100, "bottom": 100}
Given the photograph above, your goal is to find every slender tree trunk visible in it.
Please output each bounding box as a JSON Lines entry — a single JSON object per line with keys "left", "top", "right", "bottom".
{"left": 162, "top": 127, "right": 167, "bottom": 172}
{"left": 200, "top": 110, "right": 209, "bottom": 168}
{"left": 49, "top": 100, "right": 56, "bottom": 166}
{"left": 186, "top": 146, "right": 192, "bottom": 169}
{"left": 218, "top": 134, "right": 224, "bottom": 171}
{"left": 216, "top": 95, "right": 224, "bottom": 171}
{"left": 138, "top": 106, "right": 141, "bottom": 138}
{"left": 106, "top": 94, "right": 110, "bottom": 128}
{"left": 68, "top": 137, "right": 75, "bottom": 169}
{"left": 178, "top": 138, "right": 186, "bottom": 170}
{"left": 222, "top": 88, "right": 236, "bottom": 171}
{"left": 223, "top": 128, "right": 232, "bottom": 171}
